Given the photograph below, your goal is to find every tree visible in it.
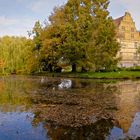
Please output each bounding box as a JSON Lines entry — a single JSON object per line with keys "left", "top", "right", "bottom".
{"left": 50, "top": 0, "right": 94, "bottom": 72}
{"left": 41, "top": 24, "right": 63, "bottom": 72}
{"left": 32, "top": 21, "right": 42, "bottom": 50}
{"left": 38, "top": 1, "right": 93, "bottom": 72}
{"left": 0, "top": 36, "right": 34, "bottom": 74}
{"left": 31, "top": 21, "right": 46, "bottom": 73}
{"left": 32, "top": 0, "right": 120, "bottom": 73}
{"left": 90, "top": 0, "right": 120, "bottom": 71}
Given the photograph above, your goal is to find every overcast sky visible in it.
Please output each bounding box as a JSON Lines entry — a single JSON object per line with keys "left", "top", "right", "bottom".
{"left": 0, "top": 0, "right": 139, "bottom": 37}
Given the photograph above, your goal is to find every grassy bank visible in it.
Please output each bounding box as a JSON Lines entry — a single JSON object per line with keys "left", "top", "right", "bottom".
{"left": 37, "top": 71, "right": 140, "bottom": 79}
{"left": 1, "top": 70, "right": 140, "bottom": 79}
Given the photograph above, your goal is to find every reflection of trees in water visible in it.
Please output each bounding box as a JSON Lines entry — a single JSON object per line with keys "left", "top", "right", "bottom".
{"left": 1, "top": 77, "right": 140, "bottom": 140}
{"left": 0, "top": 76, "right": 38, "bottom": 112}
{"left": 38, "top": 77, "right": 118, "bottom": 90}
{"left": 4, "top": 76, "right": 140, "bottom": 139}
{"left": 31, "top": 80, "right": 140, "bottom": 139}
{"left": 43, "top": 119, "right": 114, "bottom": 140}
{"left": 31, "top": 80, "right": 121, "bottom": 140}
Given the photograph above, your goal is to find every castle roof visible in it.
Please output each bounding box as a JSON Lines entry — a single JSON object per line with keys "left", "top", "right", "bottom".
{"left": 113, "top": 12, "right": 132, "bottom": 27}
{"left": 114, "top": 16, "right": 124, "bottom": 27}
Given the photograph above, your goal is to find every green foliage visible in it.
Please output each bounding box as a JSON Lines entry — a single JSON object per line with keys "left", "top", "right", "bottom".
{"left": 89, "top": 0, "right": 120, "bottom": 71}
{"left": 124, "top": 66, "right": 140, "bottom": 71}
{"left": 33, "top": 0, "right": 120, "bottom": 73}
{"left": 77, "top": 71, "right": 140, "bottom": 79}
{"left": 0, "top": 36, "right": 34, "bottom": 74}
{"left": 0, "top": 0, "right": 120, "bottom": 75}
{"left": 32, "top": 21, "right": 42, "bottom": 50}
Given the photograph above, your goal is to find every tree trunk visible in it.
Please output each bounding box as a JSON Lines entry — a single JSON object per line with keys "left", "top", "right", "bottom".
{"left": 48, "top": 64, "right": 53, "bottom": 72}
{"left": 81, "top": 66, "right": 87, "bottom": 72}
{"left": 72, "top": 63, "right": 76, "bottom": 72}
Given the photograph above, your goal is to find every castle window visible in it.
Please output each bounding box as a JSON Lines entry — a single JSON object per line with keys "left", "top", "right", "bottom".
{"left": 134, "top": 52, "right": 138, "bottom": 60}
{"left": 121, "top": 33, "right": 125, "bottom": 39}
{"left": 135, "top": 42, "right": 137, "bottom": 48}
{"left": 131, "top": 28, "right": 134, "bottom": 32}
{"left": 131, "top": 34, "right": 134, "bottom": 38}
{"left": 122, "top": 26, "right": 125, "bottom": 31}
{"left": 120, "top": 52, "right": 123, "bottom": 57}
{"left": 122, "top": 43, "right": 126, "bottom": 48}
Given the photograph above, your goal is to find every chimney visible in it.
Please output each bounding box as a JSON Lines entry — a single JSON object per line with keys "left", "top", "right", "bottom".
{"left": 125, "top": 12, "right": 131, "bottom": 16}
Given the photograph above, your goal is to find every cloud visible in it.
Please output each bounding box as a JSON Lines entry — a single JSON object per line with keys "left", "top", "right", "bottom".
{"left": 31, "top": 0, "right": 47, "bottom": 12}
{"left": 30, "top": 0, "right": 66, "bottom": 13}
{"left": 0, "top": 16, "right": 35, "bottom": 37}
{"left": 0, "top": 16, "right": 17, "bottom": 26}
{"left": 0, "top": 0, "right": 139, "bottom": 37}
{"left": 0, "top": 0, "right": 67, "bottom": 37}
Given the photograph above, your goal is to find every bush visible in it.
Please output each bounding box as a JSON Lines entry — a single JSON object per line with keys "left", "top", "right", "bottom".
{"left": 126, "top": 66, "right": 140, "bottom": 71}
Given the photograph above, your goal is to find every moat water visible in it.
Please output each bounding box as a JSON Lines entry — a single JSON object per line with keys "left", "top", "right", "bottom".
{"left": 0, "top": 76, "right": 140, "bottom": 140}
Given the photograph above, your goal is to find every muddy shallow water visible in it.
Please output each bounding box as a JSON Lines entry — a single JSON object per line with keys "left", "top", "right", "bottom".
{"left": 0, "top": 76, "right": 140, "bottom": 140}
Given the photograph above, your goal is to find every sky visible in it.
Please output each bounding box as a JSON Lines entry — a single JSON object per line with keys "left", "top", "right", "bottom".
{"left": 0, "top": 0, "right": 139, "bottom": 37}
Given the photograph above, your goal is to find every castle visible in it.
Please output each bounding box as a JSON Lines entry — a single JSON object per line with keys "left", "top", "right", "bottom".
{"left": 114, "top": 12, "right": 140, "bottom": 67}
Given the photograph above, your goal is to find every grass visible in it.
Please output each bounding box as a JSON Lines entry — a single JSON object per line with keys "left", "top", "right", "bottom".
{"left": 78, "top": 71, "right": 140, "bottom": 79}
{"left": 1, "top": 70, "right": 140, "bottom": 79}
{"left": 37, "top": 70, "right": 140, "bottom": 79}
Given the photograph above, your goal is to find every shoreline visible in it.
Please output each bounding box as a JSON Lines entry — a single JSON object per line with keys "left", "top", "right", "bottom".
{"left": 1, "top": 71, "right": 140, "bottom": 80}
{"left": 33, "top": 71, "right": 140, "bottom": 80}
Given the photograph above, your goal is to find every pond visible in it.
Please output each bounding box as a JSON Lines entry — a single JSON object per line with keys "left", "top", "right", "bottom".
{"left": 0, "top": 76, "right": 140, "bottom": 140}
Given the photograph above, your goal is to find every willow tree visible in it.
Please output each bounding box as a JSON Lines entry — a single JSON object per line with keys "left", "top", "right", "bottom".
{"left": 0, "top": 36, "right": 33, "bottom": 74}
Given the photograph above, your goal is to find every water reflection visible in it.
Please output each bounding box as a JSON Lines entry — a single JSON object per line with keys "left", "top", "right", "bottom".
{"left": 108, "top": 112, "right": 140, "bottom": 140}
{"left": 1, "top": 76, "right": 140, "bottom": 139}
{"left": 127, "top": 112, "right": 140, "bottom": 139}
{"left": 108, "top": 126, "right": 124, "bottom": 140}
{"left": 0, "top": 112, "right": 48, "bottom": 140}
{"left": 58, "top": 79, "right": 72, "bottom": 89}
{"left": 44, "top": 119, "right": 114, "bottom": 140}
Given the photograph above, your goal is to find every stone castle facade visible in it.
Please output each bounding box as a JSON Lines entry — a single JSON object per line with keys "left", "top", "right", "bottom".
{"left": 114, "top": 12, "right": 140, "bottom": 67}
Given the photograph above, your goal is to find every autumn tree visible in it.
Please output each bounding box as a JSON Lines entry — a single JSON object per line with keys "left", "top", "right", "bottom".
{"left": 90, "top": 0, "right": 120, "bottom": 71}
{"left": 32, "top": 0, "right": 120, "bottom": 73}
{"left": 39, "top": 7, "right": 66, "bottom": 72}
{"left": 41, "top": 0, "right": 94, "bottom": 72}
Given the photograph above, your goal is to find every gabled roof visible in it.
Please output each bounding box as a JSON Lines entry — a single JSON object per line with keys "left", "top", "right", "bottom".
{"left": 114, "top": 16, "right": 124, "bottom": 27}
